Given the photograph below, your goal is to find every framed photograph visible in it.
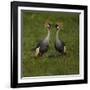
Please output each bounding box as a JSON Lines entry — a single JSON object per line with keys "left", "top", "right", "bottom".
{"left": 11, "top": 1, "right": 88, "bottom": 88}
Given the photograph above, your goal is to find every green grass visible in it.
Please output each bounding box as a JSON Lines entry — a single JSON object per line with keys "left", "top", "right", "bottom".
{"left": 21, "top": 11, "right": 79, "bottom": 77}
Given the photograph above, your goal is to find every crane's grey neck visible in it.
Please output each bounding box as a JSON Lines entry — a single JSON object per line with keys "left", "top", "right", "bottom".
{"left": 56, "top": 30, "right": 60, "bottom": 42}
{"left": 44, "top": 30, "right": 50, "bottom": 43}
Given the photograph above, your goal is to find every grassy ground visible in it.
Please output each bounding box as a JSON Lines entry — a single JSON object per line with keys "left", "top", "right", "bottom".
{"left": 21, "top": 11, "right": 79, "bottom": 77}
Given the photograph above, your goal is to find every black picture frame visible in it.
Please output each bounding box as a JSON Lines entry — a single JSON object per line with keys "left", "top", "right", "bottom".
{"left": 11, "top": 1, "right": 88, "bottom": 88}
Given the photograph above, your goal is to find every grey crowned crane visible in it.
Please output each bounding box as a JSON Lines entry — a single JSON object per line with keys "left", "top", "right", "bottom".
{"left": 34, "top": 22, "right": 51, "bottom": 57}
{"left": 55, "top": 22, "right": 66, "bottom": 54}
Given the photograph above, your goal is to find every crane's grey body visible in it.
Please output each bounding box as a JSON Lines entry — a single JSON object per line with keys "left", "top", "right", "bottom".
{"left": 55, "top": 39, "right": 65, "bottom": 53}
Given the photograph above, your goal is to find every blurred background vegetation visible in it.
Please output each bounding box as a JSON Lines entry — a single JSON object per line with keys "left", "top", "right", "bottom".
{"left": 21, "top": 10, "right": 79, "bottom": 77}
